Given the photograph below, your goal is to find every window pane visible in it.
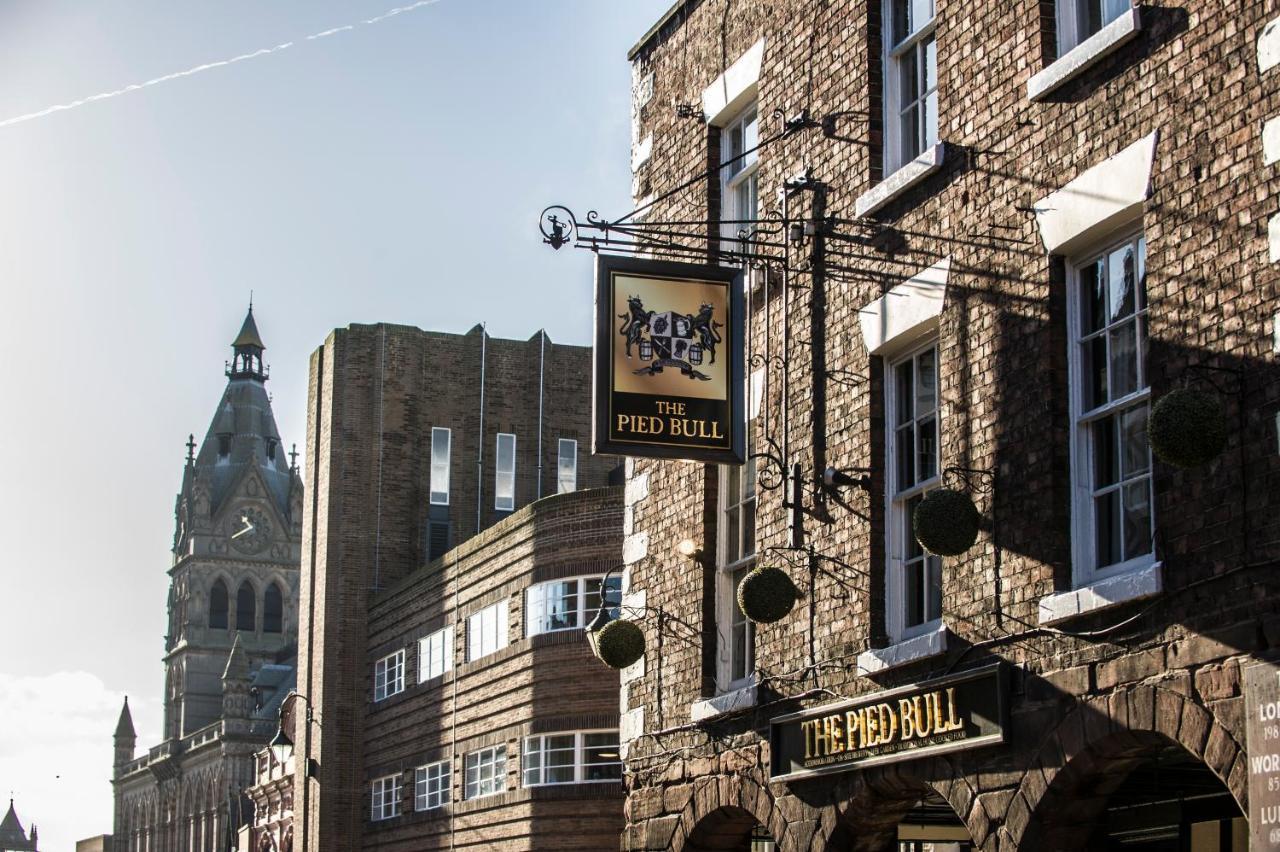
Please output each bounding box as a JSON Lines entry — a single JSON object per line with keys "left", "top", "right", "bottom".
{"left": 1123, "top": 479, "right": 1152, "bottom": 561}
{"left": 1120, "top": 405, "right": 1149, "bottom": 478}
{"left": 1094, "top": 489, "right": 1122, "bottom": 569}
{"left": 905, "top": 559, "right": 924, "bottom": 627}
{"left": 916, "top": 348, "right": 936, "bottom": 414}
{"left": 724, "top": 505, "right": 740, "bottom": 566}
{"left": 897, "top": 423, "right": 916, "bottom": 489}
{"left": 730, "top": 565, "right": 752, "bottom": 682}
{"left": 926, "top": 555, "right": 942, "bottom": 623}
{"left": 430, "top": 427, "right": 450, "bottom": 505}
{"left": 895, "top": 359, "right": 914, "bottom": 425}
{"left": 1108, "top": 244, "right": 1136, "bottom": 321}
{"left": 557, "top": 438, "right": 577, "bottom": 494}
{"left": 917, "top": 416, "right": 937, "bottom": 481}
{"left": 1092, "top": 417, "right": 1118, "bottom": 487}
{"left": 547, "top": 582, "right": 578, "bottom": 631}
{"left": 1083, "top": 335, "right": 1108, "bottom": 410}
{"left": 1109, "top": 322, "right": 1138, "bottom": 399}
{"left": 496, "top": 433, "right": 516, "bottom": 511}
{"left": 1080, "top": 259, "right": 1107, "bottom": 335}
{"left": 899, "top": 102, "right": 920, "bottom": 167}
{"left": 741, "top": 496, "right": 757, "bottom": 560}
{"left": 892, "top": 0, "right": 910, "bottom": 44}
{"left": 904, "top": 494, "right": 923, "bottom": 559}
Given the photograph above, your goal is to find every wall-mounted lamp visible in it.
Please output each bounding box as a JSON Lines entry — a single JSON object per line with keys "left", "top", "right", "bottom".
{"left": 676, "top": 538, "right": 702, "bottom": 559}
{"left": 823, "top": 466, "right": 871, "bottom": 491}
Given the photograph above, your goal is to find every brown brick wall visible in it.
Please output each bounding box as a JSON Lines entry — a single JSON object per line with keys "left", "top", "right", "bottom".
{"left": 359, "top": 487, "right": 625, "bottom": 850}
{"left": 296, "top": 323, "right": 618, "bottom": 850}
{"left": 618, "top": 0, "right": 1280, "bottom": 849}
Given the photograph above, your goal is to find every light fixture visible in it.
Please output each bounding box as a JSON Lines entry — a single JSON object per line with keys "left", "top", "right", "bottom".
{"left": 585, "top": 603, "right": 613, "bottom": 660}
{"left": 823, "top": 466, "right": 870, "bottom": 490}
{"left": 268, "top": 722, "right": 294, "bottom": 765}
{"left": 676, "top": 538, "right": 701, "bottom": 559}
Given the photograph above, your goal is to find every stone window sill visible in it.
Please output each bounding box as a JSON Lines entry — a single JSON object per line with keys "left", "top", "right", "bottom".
{"left": 855, "top": 622, "right": 949, "bottom": 676}
{"left": 854, "top": 143, "right": 946, "bottom": 218}
{"left": 690, "top": 678, "right": 757, "bottom": 722}
{"left": 1027, "top": 8, "right": 1143, "bottom": 102}
{"left": 1038, "top": 562, "right": 1162, "bottom": 625}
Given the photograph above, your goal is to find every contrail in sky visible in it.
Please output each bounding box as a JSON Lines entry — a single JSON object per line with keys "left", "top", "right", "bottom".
{"left": 0, "top": 0, "right": 444, "bottom": 130}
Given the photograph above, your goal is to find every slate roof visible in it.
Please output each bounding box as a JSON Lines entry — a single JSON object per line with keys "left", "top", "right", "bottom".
{"left": 0, "top": 800, "right": 35, "bottom": 850}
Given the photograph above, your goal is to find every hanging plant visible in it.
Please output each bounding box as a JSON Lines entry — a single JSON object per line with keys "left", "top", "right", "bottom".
{"left": 912, "top": 488, "right": 980, "bottom": 556}
{"left": 1148, "top": 387, "right": 1228, "bottom": 469}
{"left": 594, "top": 619, "right": 645, "bottom": 669}
{"left": 736, "top": 565, "right": 799, "bottom": 624}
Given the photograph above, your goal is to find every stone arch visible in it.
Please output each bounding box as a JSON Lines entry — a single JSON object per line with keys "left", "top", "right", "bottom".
{"left": 209, "top": 578, "right": 230, "bottom": 629}
{"left": 1006, "top": 685, "right": 1245, "bottom": 850}
{"left": 667, "top": 774, "right": 786, "bottom": 852}
{"left": 263, "top": 579, "right": 285, "bottom": 633}
{"left": 235, "top": 578, "right": 258, "bottom": 631}
{"left": 820, "top": 756, "right": 983, "bottom": 851}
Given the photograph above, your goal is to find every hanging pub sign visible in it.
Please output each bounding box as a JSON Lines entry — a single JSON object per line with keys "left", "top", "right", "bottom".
{"left": 769, "top": 664, "right": 1007, "bottom": 782}
{"left": 593, "top": 255, "right": 745, "bottom": 464}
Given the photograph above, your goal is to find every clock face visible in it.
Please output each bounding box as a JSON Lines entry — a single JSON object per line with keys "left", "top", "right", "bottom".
{"left": 230, "top": 507, "right": 272, "bottom": 554}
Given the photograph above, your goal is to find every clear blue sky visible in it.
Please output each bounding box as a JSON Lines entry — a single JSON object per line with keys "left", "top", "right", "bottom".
{"left": 0, "top": 1, "right": 670, "bottom": 844}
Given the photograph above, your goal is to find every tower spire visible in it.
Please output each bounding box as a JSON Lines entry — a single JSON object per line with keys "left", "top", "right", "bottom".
{"left": 227, "top": 304, "right": 268, "bottom": 381}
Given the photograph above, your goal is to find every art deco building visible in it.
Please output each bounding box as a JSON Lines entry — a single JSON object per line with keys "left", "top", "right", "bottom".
{"left": 111, "top": 309, "right": 303, "bottom": 851}
{"left": 271, "top": 323, "right": 626, "bottom": 850}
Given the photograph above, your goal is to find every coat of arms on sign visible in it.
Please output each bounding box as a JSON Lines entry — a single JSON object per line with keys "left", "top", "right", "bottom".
{"left": 618, "top": 296, "right": 723, "bottom": 381}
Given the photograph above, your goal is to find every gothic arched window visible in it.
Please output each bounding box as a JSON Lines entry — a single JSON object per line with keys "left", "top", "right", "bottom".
{"left": 263, "top": 582, "right": 284, "bottom": 633}
{"left": 236, "top": 581, "right": 256, "bottom": 632}
{"left": 209, "top": 581, "right": 229, "bottom": 629}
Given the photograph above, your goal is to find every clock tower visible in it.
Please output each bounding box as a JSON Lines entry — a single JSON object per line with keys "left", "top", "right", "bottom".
{"left": 162, "top": 307, "right": 304, "bottom": 739}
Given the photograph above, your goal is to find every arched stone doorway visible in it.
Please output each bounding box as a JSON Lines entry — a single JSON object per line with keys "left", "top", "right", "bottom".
{"left": 822, "top": 761, "right": 980, "bottom": 852}
{"left": 1012, "top": 688, "right": 1246, "bottom": 851}
{"left": 681, "top": 805, "right": 779, "bottom": 851}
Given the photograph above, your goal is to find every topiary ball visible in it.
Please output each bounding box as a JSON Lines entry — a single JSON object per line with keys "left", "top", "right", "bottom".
{"left": 736, "top": 565, "right": 798, "bottom": 624}
{"left": 1148, "top": 388, "right": 1228, "bottom": 469}
{"left": 594, "top": 619, "right": 645, "bottom": 669}
{"left": 912, "top": 488, "right": 980, "bottom": 556}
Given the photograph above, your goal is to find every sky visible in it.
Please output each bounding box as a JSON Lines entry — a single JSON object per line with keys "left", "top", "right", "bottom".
{"left": 0, "top": 1, "right": 670, "bottom": 845}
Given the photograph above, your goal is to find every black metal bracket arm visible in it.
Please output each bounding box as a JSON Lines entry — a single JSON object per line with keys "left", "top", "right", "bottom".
{"left": 942, "top": 465, "right": 996, "bottom": 495}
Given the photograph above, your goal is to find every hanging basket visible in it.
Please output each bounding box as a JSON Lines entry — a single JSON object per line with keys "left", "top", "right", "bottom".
{"left": 736, "top": 565, "right": 798, "bottom": 624}
{"left": 912, "top": 488, "right": 980, "bottom": 556}
{"left": 1148, "top": 387, "right": 1228, "bottom": 469}
{"left": 594, "top": 619, "right": 645, "bottom": 669}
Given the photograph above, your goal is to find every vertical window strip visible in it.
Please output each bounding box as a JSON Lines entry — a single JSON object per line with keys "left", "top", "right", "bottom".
{"left": 887, "top": 342, "right": 942, "bottom": 640}
{"left": 1071, "top": 233, "right": 1152, "bottom": 578}
{"left": 430, "top": 427, "right": 451, "bottom": 505}
{"left": 495, "top": 433, "right": 516, "bottom": 511}
{"left": 557, "top": 438, "right": 577, "bottom": 494}
{"left": 884, "top": 0, "right": 938, "bottom": 173}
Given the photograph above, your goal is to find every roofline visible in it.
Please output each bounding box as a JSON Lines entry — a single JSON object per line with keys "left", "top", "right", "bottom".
{"left": 628, "top": 0, "right": 694, "bottom": 61}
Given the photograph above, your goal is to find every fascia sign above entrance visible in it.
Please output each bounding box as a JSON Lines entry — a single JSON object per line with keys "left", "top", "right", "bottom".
{"left": 769, "top": 664, "right": 1007, "bottom": 782}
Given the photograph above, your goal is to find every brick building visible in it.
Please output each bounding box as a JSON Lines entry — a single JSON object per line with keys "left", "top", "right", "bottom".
{"left": 292, "top": 323, "right": 624, "bottom": 849}
{"left": 602, "top": 1, "right": 1280, "bottom": 850}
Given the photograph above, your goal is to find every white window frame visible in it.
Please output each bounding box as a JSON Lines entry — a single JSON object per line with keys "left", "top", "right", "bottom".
{"left": 463, "top": 745, "right": 507, "bottom": 799}
{"left": 883, "top": 0, "right": 938, "bottom": 175}
{"left": 522, "top": 730, "right": 622, "bottom": 787}
{"left": 370, "top": 773, "right": 402, "bottom": 820}
{"left": 430, "top": 427, "right": 451, "bottom": 506}
{"left": 719, "top": 104, "right": 760, "bottom": 251}
{"left": 373, "top": 649, "right": 405, "bottom": 702}
{"left": 1057, "top": 0, "right": 1130, "bottom": 56}
{"left": 716, "top": 448, "right": 756, "bottom": 692}
{"left": 414, "top": 759, "right": 450, "bottom": 811}
{"left": 885, "top": 339, "right": 944, "bottom": 644}
{"left": 466, "top": 601, "right": 509, "bottom": 662}
{"left": 525, "top": 574, "right": 622, "bottom": 637}
{"left": 556, "top": 438, "right": 578, "bottom": 494}
{"left": 417, "top": 626, "right": 453, "bottom": 683}
{"left": 1067, "top": 230, "right": 1154, "bottom": 586}
{"left": 495, "top": 432, "right": 516, "bottom": 511}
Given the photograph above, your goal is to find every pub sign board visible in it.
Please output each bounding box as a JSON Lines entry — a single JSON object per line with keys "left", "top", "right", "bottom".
{"left": 593, "top": 255, "right": 745, "bottom": 464}
{"left": 769, "top": 664, "right": 1007, "bottom": 782}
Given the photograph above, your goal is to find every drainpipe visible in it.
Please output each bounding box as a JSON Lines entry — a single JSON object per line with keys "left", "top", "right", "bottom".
{"left": 476, "top": 325, "right": 487, "bottom": 536}
{"left": 536, "top": 330, "right": 546, "bottom": 498}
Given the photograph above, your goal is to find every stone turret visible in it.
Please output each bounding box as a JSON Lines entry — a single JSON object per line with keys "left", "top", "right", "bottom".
{"left": 113, "top": 696, "right": 136, "bottom": 769}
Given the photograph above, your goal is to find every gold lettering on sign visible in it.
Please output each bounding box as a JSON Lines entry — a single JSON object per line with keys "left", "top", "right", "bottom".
{"left": 800, "top": 687, "right": 972, "bottom": 764}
